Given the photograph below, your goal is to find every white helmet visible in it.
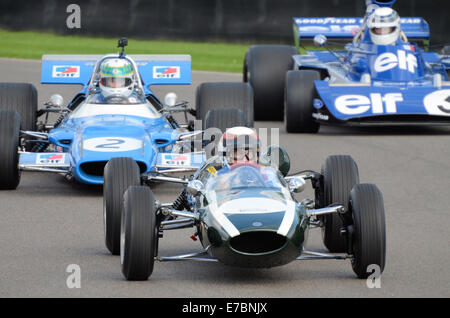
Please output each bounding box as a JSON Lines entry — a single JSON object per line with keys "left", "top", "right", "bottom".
{"left": 367, "top": 7, "right": 401, "bottom": 45}
{"left": 98, "top": 58, "right": 135, "bottom": 98}
{"left": 217, "top": 127, "right": 260, "bottom": 165}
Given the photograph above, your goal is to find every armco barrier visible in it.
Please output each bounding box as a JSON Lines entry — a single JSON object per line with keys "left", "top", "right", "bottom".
{"left": 0, "top": 0, "right": 448, "bottom": 44}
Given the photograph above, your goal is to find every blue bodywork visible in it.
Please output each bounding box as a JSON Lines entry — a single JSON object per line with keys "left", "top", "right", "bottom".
{"left": 19, "top": 54, "right": 204, "bottom": 184}
{"left": 291, "top": 0, "right": 450, "bottom": 125}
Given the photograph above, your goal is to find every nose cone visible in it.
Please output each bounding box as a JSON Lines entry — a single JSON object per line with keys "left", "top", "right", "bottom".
{"left": 201, "top": 197, "right": 308, "bottom": 268}
{"left": 71, "top": 122, "right": 152, "bottom": 184}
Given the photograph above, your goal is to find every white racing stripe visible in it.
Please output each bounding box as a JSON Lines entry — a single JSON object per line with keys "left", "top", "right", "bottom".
{"left": 277, "top": 200, "right": 296, "bottom": 236}
{"left": 208, "top": 192, "right": 240, "bottom": 238}
{"left": 207, "top": 196, "right": 296, "bottom": 238}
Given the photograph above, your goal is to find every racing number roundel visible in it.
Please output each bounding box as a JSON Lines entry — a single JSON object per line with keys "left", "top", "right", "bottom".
{"left": 83, "top": 137, "right": 142, "bottom": 152}
{"left": 424, "top": 90, "right": 450, "bottom": 116}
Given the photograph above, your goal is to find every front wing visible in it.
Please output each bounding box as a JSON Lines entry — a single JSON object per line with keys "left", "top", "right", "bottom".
{"left": 313, "top": 81, "right": 450, "bottom": 125}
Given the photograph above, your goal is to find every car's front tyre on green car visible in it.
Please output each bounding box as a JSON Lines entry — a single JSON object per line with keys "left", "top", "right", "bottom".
{"left": 349, "top": 183, "right": 386, "bottom": 279}
{"left": 121, "top": 185, "right": 158, "bottom": 281}
{"left": 320, "top": 155, "right": 360, "bottom": 253}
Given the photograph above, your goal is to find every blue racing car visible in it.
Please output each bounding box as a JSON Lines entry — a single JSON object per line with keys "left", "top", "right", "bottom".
{"left": 0, "top": 39, "right": 254, "bottom": 190}
{"left": 243, "top": 0, "right": 450, "bottom": 132}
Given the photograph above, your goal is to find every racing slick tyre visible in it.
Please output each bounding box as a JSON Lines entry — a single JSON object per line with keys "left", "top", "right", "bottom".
{"left": 196, "top": 82, "right": 254, "bottom": 128}
{"left": 321, "top": 155, "right": 359, "bottom": 253}
{"left": 0, "top": 110, "right": 21, "bottom": 190}
{"left": 204, "top": 108, "right": 246, "bottom": 132}
{"left": 103, "top": 157, "right": 141, "bottom": 255}
{"left": 349, "top": 184, "right": 386, "bottom": 279}
{"left": 121, "top": 186, "right": 157, "bottom": 281}
{"left": 0, "top": 83, "right": 37, "bottom": 132}
{"left": 244, "top": 45, "right": 298, "bottom": 121}
{"left": 285, "top": 70, "right": 320, "bottom": 133}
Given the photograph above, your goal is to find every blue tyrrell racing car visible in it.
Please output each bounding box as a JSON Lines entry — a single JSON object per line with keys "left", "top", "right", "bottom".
{"left": 0, "top": 39, "right": 254, "bottom": 191}
{"left": 243, "top": 0, "right": 450, "bottom": 132}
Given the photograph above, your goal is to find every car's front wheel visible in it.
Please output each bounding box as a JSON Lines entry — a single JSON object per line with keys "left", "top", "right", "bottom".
{"left": 103, "top": 157, "right": 140, "bottom": 255}
{"left": 121, "top": 186, "right": 157, "bottom": 281}
{"left": 349, "top": 184, "right": 386, "bottom": 279}
{"left": 320, "top": 155, "right": 360, "bottom": 252}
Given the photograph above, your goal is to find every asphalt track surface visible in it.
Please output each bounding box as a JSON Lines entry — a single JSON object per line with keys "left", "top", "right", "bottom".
{"left": 0, "top": 58, "right": 449, "bottom": 298}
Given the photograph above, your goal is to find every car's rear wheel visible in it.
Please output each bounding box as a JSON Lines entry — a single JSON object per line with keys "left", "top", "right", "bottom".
{"left": 349, "top": 184, "right": 386, "bottom": 279}
{"left": 121, "top": 185, "right": 157, "bottom": 281}
{"left": 204, "top": 108, "right": 247, "bottom": 132}
{"left": 0, "top": 83, "right": 37, "bottom": 131}
{"left": 244, "top": 45, "right": 298, "bottom": 121}
{"left": 320, "top": 155, "right": 359, "bottom": 252}
{"left": 285, "top": 70, "right": 320, "bottom": 133}
{"left": 0, "top": 110, "right": 21, "bottom": 190}
{"left": 103, "top": 157, "right": 140, "bottom": 255}
{"left": 196, "top": 82, "right": 254, "bottom": 128}
{"left": 203, "top": 108, "right": 247, "bottom": 157}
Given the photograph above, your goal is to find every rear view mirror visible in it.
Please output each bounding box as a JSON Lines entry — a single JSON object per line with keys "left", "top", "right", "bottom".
{"left": 164, "top": 92, "right": 178, "bottom": 107}
{"left": 313, "top": 34, "right": 327, "bottom": 48}
{"left": 187, "top": 180, "right": 204, "bottom": 196}
{"left": 48, "top": 94, "right": 64, "bottom": 108}
{"left": 289, "top": 177, "right": 306, "bottom": 193}
{"left": 259, "top": 145, "right": 291, "bottom": 177}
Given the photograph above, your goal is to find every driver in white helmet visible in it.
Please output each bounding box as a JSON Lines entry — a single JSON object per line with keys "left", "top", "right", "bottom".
{"left": 217, "top": 126, "right": 260, "bottom": 172}
{"left": 89, "top": 57, "right": 142, "bottom": 104}
{"left": 367, "top": 7, "right": 403, "bottom": 45}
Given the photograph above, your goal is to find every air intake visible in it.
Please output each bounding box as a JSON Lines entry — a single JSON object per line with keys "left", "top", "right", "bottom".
{"left": 80, "top": 161, "right": 147, "bottom": 177}
{"left": 230, "top": 231, "right": 286, "bottom": 254}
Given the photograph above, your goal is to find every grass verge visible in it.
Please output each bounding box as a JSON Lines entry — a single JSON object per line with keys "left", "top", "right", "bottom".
{"left": 0, "top": 29, "right": 253, "bottom": 73}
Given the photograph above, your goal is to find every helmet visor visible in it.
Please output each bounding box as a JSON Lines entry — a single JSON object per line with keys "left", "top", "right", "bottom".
{"left": 100, "top": 77, "right": 132, "bottom": 88}
{"left": 371, "top": 26, "right": 396, "bottom": 35}
{"left": 226, "top": 147, "right": 258, "bottom": 164}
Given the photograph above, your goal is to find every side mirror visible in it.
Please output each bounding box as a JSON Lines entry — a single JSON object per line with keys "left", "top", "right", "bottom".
{"left": 288, "top": 177, "right": 306, "bottom": 193}
{"left": 187, "top": 180, "right": 204, "bottom": 196}
{"left": 48, "top": 94, "right": 64, "bottom": 108}
{"left": 164, "top": 92, "right": 178, "bottom": 107}
{"left": 441, "top": 45, "right": 450, "bottom": 56}
{"left": 259, "top": 145, "right": 291, "bottom": 177}
{"left": 313, "top": 34, "right": 328, "bottom": 48}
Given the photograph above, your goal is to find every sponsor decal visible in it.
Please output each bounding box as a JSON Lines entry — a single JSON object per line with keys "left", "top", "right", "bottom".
{"left": 36, "top": 153, "right": 66, "bottom": 165}
{"left": 52, "top": 65, "right": 80, "bottom": 78}
{"left": 162, "top": 154, "right": 191, "bottom": 166}
{"left": 83, "top": 137, "right": 142, "bottom": 152}
{"left": 294, "top": 17, "right": 421, "bottom": 25}
{"left": 295, "top": 18, "right": 362, "bottom": 24}
{"left": 299, "top": 25, "right": 360, "bottom": 34}
{"left": 374, "top": 50, "right": 418, "bottom": 74}
{"left": 403, "top": 45, "right": 415, "bottom": 52}
{"left": 313, "top": 98, "right": 324, "bottom": 109}
{"left": 423, "top": 90, "right": 450, "bottom": 116}
{"left": 207, "top": 166, "right": 218, "bottom": 176}
{"left": 153, "top": 66, "right": 180, "bottom": 79}
{"left": 335, "top": 93, "right": 403, "bottom": 115}
{"left": 312, "top": 112, "right": 329, "bottom": 121}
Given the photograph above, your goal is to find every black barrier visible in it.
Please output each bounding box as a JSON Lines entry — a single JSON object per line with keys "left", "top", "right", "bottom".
{"left": 0, "top": 0, "right": 449, "bottom": 44}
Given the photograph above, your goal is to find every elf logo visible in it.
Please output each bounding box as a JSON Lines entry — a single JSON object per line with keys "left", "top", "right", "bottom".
{"left": 335, "top": 93, "right": 403, "bottom": 115}
{"left": 374, "top": 50, "right": 418, "bottom": 74}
